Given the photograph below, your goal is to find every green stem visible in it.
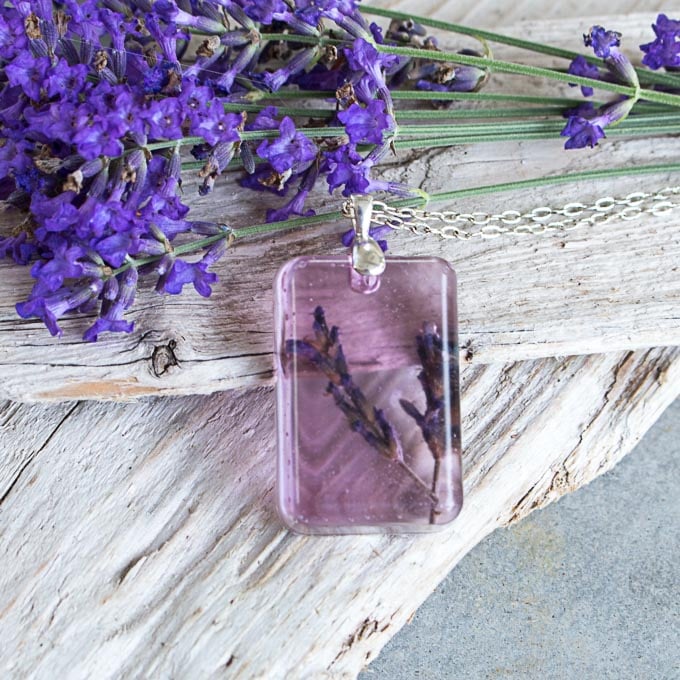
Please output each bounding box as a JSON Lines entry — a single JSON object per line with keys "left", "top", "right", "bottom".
{"left": 224, "top": 102, "right": 578, "bottom": 120}
{"left": 375, "top": 43, "right": 680, "bottom": 108}
{"left": 111, "top": 232, "right": 228, "bottom": 276}
{"left": 360, "top": 5, "right": 680, "bottom": 90}
{"left": 253, "top": 88, "right": 581, "bottom": 105}
{"left": 259, "top": 32, "right": 345, "bottom": 47}
{"left": 391, "top": 122, "right": 680, "bottom": 149}
{"left": 427, "top": 162, "right": 680, "bottom": 203}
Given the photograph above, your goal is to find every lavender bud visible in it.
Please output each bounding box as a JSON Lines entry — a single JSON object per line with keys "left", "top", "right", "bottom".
{"left": 136, "top": 238, "right": 166, "bottom": 256}
{"left": 225, "top": 4, "right": 256, "bottom": 31}
{"left": 103, "top": 276, "right": 120, "bottom": 301}
{"left": 41, "top": 20, "right": 58, "bottom": 53}
{"left": 202, "top": 237, "right": 229, "bottom": 266}
{"left": 80, "top": 39, "right": 93, "bottom": 65}
{"left": 87, "top": 167, "right": 110, "bottom": 198}
{"left": 59, "top": 37, "right": 80, "bottom": 65}
{"left": 118, "top": 268, "right": 138, "bottom": 308}
{"left": 189, "top": 221, "right": 228, "bottom": 235}
{"left": 219, "top": 30, "right": 251, "bottom": 47}
{"left": 148, "top": 223, "right": 169, "bottom": 243}
{"left": 29, "top": 38, "right": 49, "bottom": 58}
{"left": 239, "top": 142, "right": 255, "bottom": 174}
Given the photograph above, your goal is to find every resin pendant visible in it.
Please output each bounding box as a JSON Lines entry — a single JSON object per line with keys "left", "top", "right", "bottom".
{"left": 274, "top": 197, "right": 462, "bottom": 534}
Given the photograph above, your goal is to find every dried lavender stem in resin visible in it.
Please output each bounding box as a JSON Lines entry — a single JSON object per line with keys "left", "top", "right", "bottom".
{"left": 286, "top": 307, "right": 438, "bottom": 505}
{"left": 399, "top": 322, "right": 461, "bottom": 523}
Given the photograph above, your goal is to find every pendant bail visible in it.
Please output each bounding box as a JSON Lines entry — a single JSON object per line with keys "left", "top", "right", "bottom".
{"left": 349, "top": 194, "right": 386, "bottom": 277}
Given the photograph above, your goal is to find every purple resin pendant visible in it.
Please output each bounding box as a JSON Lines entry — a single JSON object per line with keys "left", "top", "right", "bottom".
{"left": 274, "top": 254, "right": 462, "bottom": 534}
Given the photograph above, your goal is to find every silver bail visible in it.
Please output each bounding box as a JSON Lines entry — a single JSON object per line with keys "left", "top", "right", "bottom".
{"left": 350, "top": 194, "right": 386, "bottom": 277}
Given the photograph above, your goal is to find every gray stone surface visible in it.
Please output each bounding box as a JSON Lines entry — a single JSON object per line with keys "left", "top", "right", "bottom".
{"left": 361, "top": 399, "right": 680, "bottom": 680}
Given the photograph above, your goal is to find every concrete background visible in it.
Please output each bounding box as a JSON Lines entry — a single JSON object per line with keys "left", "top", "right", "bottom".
{"left": 361, "top": 398, "right": 679, "bottom": 679}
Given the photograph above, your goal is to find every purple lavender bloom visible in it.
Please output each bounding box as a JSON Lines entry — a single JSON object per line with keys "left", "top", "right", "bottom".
{"left": 153, "top": 0, "right": 226, "bottom": 34}
{"left": 95, "top": 232, "right": 133, "bottom": 268}
{"left": 234, "top": 0, "right": 287, "bottom": 24}
{"left": 584, "top": 26, "right": 622, "bottom": 58}
{"left": 567, "top": 55, "right": 601, "bottom": 96}
{"left": 30, "top": 236, "right": 87, "bottom": 291}
{"left": 83, "top": 268, "right": 137, "bottom": 342}
{"left": 338, "top": 99, "right": 392, "bottom": 145}
{"left": 561, "top": 115, "right": 606, "bottom": 149}
{"left": 189, "top": 105, "right": 241, "bottom": 146}
{"left": 584, "top": 25, "right": 638, "bottom": 87}
{"left": 266, "top": 188, "right": 315, "bottom": 222}
{"left": 264, "top": 47, "right": 320, "bottom": 92}
{"left": 144, "top": 97, "right": 185, "bottom": 140}
{"left": 0, "top": 232, "right": 35, "bottom": 265}
{"left": 162, "top": 258, "right": 218, "bottom": 297}
{"left": 44, "top": 60, "right": 89, "bottom": 100}
{"left": 16, "top": 279, "right": 103, "bottom": 337}
{"left": 72, "top": 104, "right": 127, "bottom": 161}
{"left": 325, "top": 144, "right": 390, "bottom": 196}
{"left": 640, "top": 14, "right": 680, "bottom": 70}
{"left": 344, "top": 38, "right": 398, "bottom": 106}
{"left": 247, "top": 106, "right": 280, "bottom": 131}
{"left": 256, "top": 117, "right": 318, "bottom": 175}
{"left": 5, "top": 53, "right": 50, "bottom": 100}
{"left": 561, "top": 98, "right": 635, "bottom": 149}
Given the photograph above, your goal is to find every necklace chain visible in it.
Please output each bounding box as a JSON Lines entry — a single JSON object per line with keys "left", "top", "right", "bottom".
{"left": 360, "top": 186, "right": 680, "bottom": 240}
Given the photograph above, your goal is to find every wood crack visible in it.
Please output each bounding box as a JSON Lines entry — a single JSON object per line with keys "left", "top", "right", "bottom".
{"left": 0, "top": 401, "right": 80, "bottom": 507}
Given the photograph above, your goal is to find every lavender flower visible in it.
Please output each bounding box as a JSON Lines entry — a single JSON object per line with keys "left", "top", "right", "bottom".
{"left": 567, "top": 55, "right": 601, "bottom": 97}
{"left": 285, "top": 306, "right": 404, "bottom": 460}
{"left": 16, "top": 279, "right": 104, "bottom": 337}
{"left": 562, "top": 26, "right": 638, "bottom": 149}
{"left": 399, "top": 321, "right": 460, "bottom": 521}
{"left": 584, "top": 25, "right": 638, "bottom": 88}
{"left": 256, "top": 117, "right": 318, "bottom": 176}
{"left": 640, "top": 14, "right": 680, "bottom": 70}
{"left": 83, "top": 268, "right": 137, "bottom": 341}
{"left": 561, "top": 98, "right": 635, "bottom": 149}
{"left": 337, "top": 100, "right": 392, "bottom": 145}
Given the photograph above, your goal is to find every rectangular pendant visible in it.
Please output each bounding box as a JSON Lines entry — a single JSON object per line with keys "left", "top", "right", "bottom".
{"left": 274, "top": 255, "right": 462, "bottom": 534}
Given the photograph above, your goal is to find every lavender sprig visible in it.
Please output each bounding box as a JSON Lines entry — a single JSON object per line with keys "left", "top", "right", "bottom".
{"left": 400, "top": 322, "right": 460, "bottom": 522}
{"left": 562, "top": 25, "right": 639, "bottom": 149}
{"left": 286, "top": 306, "right": 438, "bottom": 504}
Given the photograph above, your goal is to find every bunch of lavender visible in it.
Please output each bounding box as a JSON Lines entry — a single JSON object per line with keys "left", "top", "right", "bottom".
{"left": 0, "top": 0, "right": 437, "bottom": 339}
{"left": 3, "top": 2, "right": 680, "bottom": 341}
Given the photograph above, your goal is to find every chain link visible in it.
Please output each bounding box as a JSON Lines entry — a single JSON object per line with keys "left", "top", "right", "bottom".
{"left": 355, "top": 186, "right": 680, "bottom": 240}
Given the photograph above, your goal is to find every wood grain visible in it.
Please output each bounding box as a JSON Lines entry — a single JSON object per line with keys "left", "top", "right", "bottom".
{"left": 1, "top": 12, "right": 679, "bottom": 402}
{"left": 1, "top": 347, "right": 678, "bottom": 679}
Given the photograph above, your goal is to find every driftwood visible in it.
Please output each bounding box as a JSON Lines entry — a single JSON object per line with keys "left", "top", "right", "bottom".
{"left": 1, "top": 348, "right": 678, "bottom": 678}
{"left": 0, "top": 5, "right": 678, "bottom": 679}
{"left": 0, "top": 13, "right": 679, "bottom": 402}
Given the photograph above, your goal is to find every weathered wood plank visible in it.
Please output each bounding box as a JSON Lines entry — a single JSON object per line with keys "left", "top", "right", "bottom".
{"left": 1, "top": 347, "right": 678, "bottom": 679}
{"left": 1, "top": 13, "right": 679, "bottom": 402}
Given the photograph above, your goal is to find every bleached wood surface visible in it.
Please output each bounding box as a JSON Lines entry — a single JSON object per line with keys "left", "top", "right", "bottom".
{"left": 1, "top": 11, "right": 679, "bottom": 401}
{"left": 1, "top": 4, "right": 679, "bottom": 679}
{"left": 1, "top": 348, "right": 678, "bottom": 679}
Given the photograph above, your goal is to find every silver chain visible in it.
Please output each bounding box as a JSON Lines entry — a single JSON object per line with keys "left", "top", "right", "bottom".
{"left": 354, "top": 186, "right": 680, "bottom": 240}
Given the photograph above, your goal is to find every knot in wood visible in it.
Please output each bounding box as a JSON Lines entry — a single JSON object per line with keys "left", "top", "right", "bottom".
{"left": 151, "top": 340, "right": 179, "bottom": 377}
